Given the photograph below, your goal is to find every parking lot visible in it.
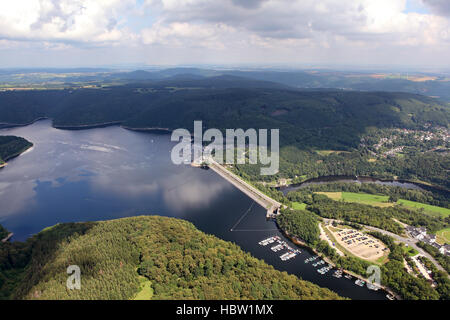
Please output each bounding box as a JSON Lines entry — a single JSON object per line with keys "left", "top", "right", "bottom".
{"left": 329, "top": 228, "right": 389, "bottom": 261}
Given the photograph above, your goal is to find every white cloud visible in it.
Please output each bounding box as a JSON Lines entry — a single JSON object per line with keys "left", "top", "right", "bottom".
{"left": 0, "top": 0, "right": 135, "bottom": 45}
{"left": 143, "top": 0, "right": 449, "bottom": 45}
{"left": 422, "top": 0, "right": 450, "bottom": 16}
{"left": 0, "top": 0, "right": 449, "bottom": 66}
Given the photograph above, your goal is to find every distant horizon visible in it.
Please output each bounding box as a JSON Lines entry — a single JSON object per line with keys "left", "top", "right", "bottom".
{"left": 1, "top": 64, "right": 450, "bottom": 74}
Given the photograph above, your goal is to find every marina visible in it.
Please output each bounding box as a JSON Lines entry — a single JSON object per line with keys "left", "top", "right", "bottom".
{"left": 312, "top": 260, "right": 325, "bottom": 267}
{"left": 318, "top": 265, "right": 333, "bottom": 274}
{"left": 259, "top": 236, "right": 301, "bottom": 261}
{"left": 304, "top": 255, "right": 319, "bottom": 263}
{"left": 333, "top": 270, "right": 343, "bottom": 278}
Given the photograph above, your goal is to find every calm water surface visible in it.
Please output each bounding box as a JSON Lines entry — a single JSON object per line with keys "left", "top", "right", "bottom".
{"left": 0, "top": 120, "right": 387, "bottom": 300}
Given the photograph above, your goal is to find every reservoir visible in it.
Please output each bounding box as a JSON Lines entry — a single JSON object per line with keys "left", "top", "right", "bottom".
{"left": 0, "top": 120, "right": 387, "bottom": 300}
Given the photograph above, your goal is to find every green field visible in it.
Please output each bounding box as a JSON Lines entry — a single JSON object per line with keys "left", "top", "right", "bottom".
{"left": 402, "top": 246, "right": 419, "bottom": 257}
{"left": 291, "top": 202, "right": 307, "bottom": 210}
{"left": 397, "top": 199, "right": 450, "bottom": 218}
{"left": 315, "top": 150, "right": 350, "bottom": 156}
{"left": 341, "top": 192, "right": 392, "bottom": 207}
{"left": 134, "top": 276, "right": 153, "bottom": 300}
{"left": 317, "top": 192, "right": 450, "bottom": 218}
{"left": 435, "top": 228, "right": 450, "bottom": 245}
{"left": 317, "top": 192, "right": 392, "bottom": 207}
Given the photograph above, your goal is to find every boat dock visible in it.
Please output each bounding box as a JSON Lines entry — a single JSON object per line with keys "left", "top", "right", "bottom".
{"left": 258, "top": 236, "right": 301, "bottom": 261}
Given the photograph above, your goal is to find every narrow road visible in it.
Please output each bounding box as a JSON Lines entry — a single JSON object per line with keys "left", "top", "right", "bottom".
{"left": 360, "top": 225, "right": 447, "bottom": 274}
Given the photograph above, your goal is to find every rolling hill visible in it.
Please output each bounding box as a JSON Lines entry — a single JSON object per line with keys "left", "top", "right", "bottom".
{"left": 0, "top": 216, "right": 343, "bottom": 300}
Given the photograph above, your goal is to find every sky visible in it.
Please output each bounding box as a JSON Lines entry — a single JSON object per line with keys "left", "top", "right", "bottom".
{"left": 0, "top": 0, "right": 449, "bottom": 69}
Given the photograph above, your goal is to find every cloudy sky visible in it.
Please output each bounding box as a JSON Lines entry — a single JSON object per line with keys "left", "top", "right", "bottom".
{"left": 0, "top": 0, "right": 449, "bottom": 68}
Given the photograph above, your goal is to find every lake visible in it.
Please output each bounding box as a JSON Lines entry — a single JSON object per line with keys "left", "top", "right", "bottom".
{"left": 0, "top": 120, "right": 387, "bottom": 300}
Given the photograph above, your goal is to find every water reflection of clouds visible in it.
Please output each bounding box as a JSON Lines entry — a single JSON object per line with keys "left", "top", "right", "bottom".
{"left": 92, "top": 171, "right": 160, "bottom": 198}
{"left": 0, "top": 180, "right": 37, "bottom": 218}
{"left": 0, "top": 120, "right": 233, "bottom": 219}
{"left": 90, "top": 166, "right": 232, "bottom": 214}
{"left": 0, "top": 125, "right": 132, "bottom": 217}
{"left": 162, "top": 177, "right": 231, "bottom": 213}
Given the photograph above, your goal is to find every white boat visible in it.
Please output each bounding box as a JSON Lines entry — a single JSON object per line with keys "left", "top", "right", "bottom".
{"left": 367, "top": 283, "right": 380, "bottom": 291}
{"left": 355, "top": 279, "right": 365, "bottom": 287}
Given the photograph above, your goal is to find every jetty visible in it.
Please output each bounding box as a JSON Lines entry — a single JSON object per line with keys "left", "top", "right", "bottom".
{"left": 1, "top": 233, "right": 13, "bottom": 243}
{"left": 204, "top": 158, "right": 282, "bottom": 218}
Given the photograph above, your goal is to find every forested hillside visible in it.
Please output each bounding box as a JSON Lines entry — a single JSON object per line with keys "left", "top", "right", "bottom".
{"left": 0, "top": 82, "right": 448, "bottom": 149}
{"left": 0, "top": 216, "right": 343, "bottom": 300}
{"left": 0, "top": 80, "right": 448, "bottom": 187}
{"left": 0, "top": 136, "right": 32, "bottom": 164}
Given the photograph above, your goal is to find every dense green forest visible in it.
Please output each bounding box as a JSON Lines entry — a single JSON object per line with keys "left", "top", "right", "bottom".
{"left": 277, "top": 209, "right": 320, "bottom": 245}
{"left": 0, "top": 83, "right": 448, "bottom": 145}
{"left": 0, "top": 136, "right": 32, "bottom": 164}
{"left": 0, "top": 216, "right": 343, "bottom": 300}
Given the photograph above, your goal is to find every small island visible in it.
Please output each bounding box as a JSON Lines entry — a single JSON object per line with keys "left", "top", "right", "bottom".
{"left": 0, "top": 136, "right": 33, "bottom": 168}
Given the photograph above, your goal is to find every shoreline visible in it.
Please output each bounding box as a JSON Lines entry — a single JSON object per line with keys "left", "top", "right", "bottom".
{"left": 121, "top": 125, "right": 172, "bottom": 134}
{"left": 53, "top": 121, "right": 122, "bottom": 130}
{"left": 0, "top": 117, "right": 49, "bottom": 130}
{"left": 0, "top": 144, "right": 34, "bottom": 164}
{"left": 0, "top": 117, "right": 174, "bottom": 134}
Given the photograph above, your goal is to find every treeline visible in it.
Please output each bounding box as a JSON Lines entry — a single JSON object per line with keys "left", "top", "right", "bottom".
{"left": 0, "top": 217, "right": 343, "bottom": 300}
{"left": 0, "top": 136, "right": 32, "bottom": 163}
{"left": 306, "top": 195, "right": 404, "bottom": 234}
